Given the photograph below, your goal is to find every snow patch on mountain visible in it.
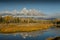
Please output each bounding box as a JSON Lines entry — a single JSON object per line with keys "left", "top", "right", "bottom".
{"left": 0, "top": 8, "right": 46, "bottom": 17}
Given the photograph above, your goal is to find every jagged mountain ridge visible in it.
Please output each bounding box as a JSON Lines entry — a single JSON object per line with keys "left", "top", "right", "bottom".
{"left": 0, "top": 8, "right": 46, "bottom": 16}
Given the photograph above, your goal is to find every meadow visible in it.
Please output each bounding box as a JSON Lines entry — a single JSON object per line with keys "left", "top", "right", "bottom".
{"left": 0, "top": 16, "right": 54, "bottom": 33}
{"left": 0, "top": 23, "right": 53, "bottom": 33}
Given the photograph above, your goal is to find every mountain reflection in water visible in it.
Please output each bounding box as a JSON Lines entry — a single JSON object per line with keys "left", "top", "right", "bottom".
{"left": 0, "top": 28, "right": 60, "bottom": 40}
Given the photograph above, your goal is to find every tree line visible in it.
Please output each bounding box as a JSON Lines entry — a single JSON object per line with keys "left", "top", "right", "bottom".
{"left": 0, "top": 16, "right": 38, "bottom": 23}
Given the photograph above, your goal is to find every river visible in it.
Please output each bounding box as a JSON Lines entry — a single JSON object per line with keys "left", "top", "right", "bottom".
{"left": 0, "top": 28, "right": 60, "bottom": 40}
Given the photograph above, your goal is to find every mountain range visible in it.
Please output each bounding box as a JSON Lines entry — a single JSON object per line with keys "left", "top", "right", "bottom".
{"left": 0, "top": 8, "right": 60, "bottom": 19}
{"left": 0, "top": 8, "right": 46, "bottom": 17}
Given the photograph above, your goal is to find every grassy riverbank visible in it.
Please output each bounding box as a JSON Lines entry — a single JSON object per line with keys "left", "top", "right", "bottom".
{"left": 47, "top": 37, "right": 60, "bottom": 40}
{"left": 0, "top": 23, "right": 53, "bottom": 33}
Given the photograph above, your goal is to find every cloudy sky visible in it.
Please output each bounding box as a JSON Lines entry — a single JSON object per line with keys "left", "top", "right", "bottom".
{"left": 0, "top": 0, "right": 60, "bottom": 16}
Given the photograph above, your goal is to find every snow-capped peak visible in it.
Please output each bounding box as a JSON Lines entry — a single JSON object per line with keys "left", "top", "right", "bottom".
{"left": 20, "top": 8, "right": 28, "bottom": 14}
{"left": 20, "top": 8, "right": 45, "bottom": 16}
{"left": 0, "top": 8, "right": 46, "bottom": 16}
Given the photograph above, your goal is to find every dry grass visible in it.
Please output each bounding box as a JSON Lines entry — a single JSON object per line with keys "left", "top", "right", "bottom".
{"left": 46, "top": 38, "right": 53, "bottom": 40}
{"left": 0, "top": 23, "right": 53, "bottom": 33}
